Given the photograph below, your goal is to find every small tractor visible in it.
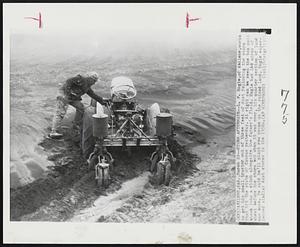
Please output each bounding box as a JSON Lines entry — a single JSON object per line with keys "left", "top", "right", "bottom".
{"left": 81, "top": 76, "right": 176, "bottom": 187}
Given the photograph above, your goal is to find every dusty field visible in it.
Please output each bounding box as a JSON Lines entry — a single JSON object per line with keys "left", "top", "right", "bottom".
{"left": 10, "top": 120, "right": 199, "bottom": 221}
{"left": 10, "top": 38, "right": 236, "bottom": 223}
{"left": 11, "top": 120, "right": 235, "bottom": 223}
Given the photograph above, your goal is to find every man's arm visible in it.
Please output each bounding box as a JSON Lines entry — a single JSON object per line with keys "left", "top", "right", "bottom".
{"left": 86, "top": 88, "right": 104, "bottom": 105}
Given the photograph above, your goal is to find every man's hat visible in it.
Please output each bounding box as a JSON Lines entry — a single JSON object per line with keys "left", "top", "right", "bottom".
{"left": 85, "top": 71, "right": 99, "bottom": 81}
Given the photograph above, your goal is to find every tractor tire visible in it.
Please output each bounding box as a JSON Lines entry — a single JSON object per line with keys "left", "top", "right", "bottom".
{"left": 164, "top": 161, "right": 171, "bottom": 185}
{"left": 82, "top": 106, "right": 96, "bottom": 159}
{"left": 156, "top": 161, "right": 165, "bottom": 185}
{"left": 96, "top": 167, "right": 103, "bottom": 187}
{"left": 95, "top": 167, "right": 110, "bottom": 188}
{"left": 103, "top": 153, "right": 113, "bottom": 172}
{"left": 102, "top": 168, "right": 110, "bottom": 188}
{"left": 146, "top": 104, "right": 171, "bottom": 136}
{"left": 147, "top": 103, "right": 160, "bottom": 136}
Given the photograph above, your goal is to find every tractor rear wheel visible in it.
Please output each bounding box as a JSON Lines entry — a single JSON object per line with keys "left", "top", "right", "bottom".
{"left": 146, "top": 104, "right": 171, "bottom": 136}
{"left": 82, "top": 106, "right": 96, "bottom": 158}
{"left": 147, "top": 103, "right": 160, "bottom": 136}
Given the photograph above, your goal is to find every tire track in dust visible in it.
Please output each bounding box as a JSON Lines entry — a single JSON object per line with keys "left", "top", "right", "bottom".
{"left": 169, "top": 92, "right": 235, "bottom": 146}
{"left": 70, "top": 172, "right": 150, "bottom": 222}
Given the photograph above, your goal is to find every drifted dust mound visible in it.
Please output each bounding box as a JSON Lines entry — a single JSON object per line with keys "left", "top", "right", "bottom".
{"left": 10, "top": 126, "right": 199, "bottom": 221}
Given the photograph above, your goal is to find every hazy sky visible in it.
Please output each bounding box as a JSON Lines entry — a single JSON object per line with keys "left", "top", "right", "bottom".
{"left": 5, "top": 4, "right": 239, "bottom": 47}
{"left": 5, "top": 4, "right": 295, "bottom": 60}
{"left": 4, "top": 3, "right": 292, "bottom": 34}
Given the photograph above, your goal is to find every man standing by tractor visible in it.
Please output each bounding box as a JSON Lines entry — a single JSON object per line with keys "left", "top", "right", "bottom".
{"left": 49, "top": 71, "right": 106, "bottom": 139}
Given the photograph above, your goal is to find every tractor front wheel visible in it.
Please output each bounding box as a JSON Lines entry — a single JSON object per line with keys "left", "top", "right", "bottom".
{"left": 164, "top": 161, "right": 171, "bottom": 185}
{"left": 155, "top": 160, "right": 171, "bottom": 186}
{"left": 96, "top": 167, "right": 110, "bottom": 188}
{"left": 156, "top": 161, "right": 165, "bottom": 185}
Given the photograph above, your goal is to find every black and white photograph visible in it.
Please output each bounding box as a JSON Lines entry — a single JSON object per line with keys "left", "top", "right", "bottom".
{"left": 3, "top": 3, "right": 296, "bottom": 244}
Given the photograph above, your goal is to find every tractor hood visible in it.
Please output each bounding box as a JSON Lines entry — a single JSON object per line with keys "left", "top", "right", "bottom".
{"left": 110, "top": 76, "right": 136, "bottom": 98}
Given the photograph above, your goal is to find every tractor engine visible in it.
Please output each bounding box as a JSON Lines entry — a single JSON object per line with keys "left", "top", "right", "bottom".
{"left": 111, "top": 100, "right": 145, "bottom": 136}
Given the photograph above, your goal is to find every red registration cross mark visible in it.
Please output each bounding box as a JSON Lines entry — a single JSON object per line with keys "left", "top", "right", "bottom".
{"left": 24, "top": 12, "right": 42, "bottom": 29}
{"left": 186, "top": 12, "right": 200, "bottom": 29}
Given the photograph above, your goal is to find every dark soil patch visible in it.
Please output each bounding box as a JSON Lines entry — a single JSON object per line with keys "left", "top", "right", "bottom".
{"left": 10, "top": 124, "right": 199, "bottom": 221}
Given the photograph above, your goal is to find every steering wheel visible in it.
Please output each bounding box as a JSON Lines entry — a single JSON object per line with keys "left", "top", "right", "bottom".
{"left": 114, "top": 85, "right": 137, "bottom": 100}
